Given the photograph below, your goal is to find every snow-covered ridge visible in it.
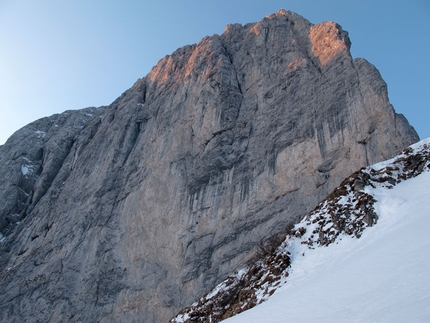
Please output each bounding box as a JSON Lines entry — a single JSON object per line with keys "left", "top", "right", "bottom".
{"left": 171, "top": 138, "right": 430, "bottom": 323}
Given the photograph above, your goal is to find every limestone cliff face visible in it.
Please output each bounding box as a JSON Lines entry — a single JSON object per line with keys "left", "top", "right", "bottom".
{"left": 0, "top": 10, "right": 418, "bottom": 322}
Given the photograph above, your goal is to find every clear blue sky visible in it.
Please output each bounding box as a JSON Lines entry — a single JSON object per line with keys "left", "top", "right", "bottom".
{"left": 1, "top": 0, "right": 429, "bottom": 145}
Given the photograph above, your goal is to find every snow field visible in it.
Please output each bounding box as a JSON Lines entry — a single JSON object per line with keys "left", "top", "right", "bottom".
{"left": 225, "top": 170, "right": 430, "bottom": 322}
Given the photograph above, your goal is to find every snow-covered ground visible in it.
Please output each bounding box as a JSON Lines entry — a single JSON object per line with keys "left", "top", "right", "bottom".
{"left": 225, "top": 168, "right": 430, "bottom": 322}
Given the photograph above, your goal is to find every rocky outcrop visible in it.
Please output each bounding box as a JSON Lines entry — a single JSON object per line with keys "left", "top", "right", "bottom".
{"left": 0, "top": 10, "right": 418, "bottom": 322}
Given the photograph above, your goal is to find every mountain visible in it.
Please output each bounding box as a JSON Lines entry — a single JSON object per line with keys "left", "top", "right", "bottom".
{"left": 0, "top": 10, "right": 419, "bottom": 322}
{"left": 173, "top": 138, "right": 430, "bottom": 322}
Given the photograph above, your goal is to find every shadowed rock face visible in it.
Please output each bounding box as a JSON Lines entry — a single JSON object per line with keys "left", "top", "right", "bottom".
{"left": 0, "top": 10, "right": 418, "bottom": 322}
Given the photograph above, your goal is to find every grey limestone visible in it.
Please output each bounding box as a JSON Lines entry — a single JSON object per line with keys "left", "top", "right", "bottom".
{"left": 0, "top": 10, "right": 418, "bottom": 322}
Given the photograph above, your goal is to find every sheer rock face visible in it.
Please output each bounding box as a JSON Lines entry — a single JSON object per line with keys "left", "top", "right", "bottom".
{"left": 0, "top": 10, "right": 418, "bottom": 322}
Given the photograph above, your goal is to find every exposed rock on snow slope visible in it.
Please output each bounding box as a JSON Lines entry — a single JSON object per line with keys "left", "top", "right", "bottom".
{"left": 172, "top": 138, "right": 430, "bottom": 322}
{"left": 224, "top": 138, "right": 430, "bottom": 322}
{"left": 0, "top": 10, "right": 419, "bottom": 322}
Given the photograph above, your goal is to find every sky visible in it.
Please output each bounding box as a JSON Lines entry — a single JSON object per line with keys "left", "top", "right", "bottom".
{"left": 1, "top": 0, "right": 429, "bottom": 145}
{"left": 224, "top": 138, "right": 430, "bottom": 322}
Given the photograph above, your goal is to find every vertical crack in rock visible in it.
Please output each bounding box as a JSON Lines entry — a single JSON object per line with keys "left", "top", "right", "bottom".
{"left": 28, "top": 136, "right": 75, "bottom": 212}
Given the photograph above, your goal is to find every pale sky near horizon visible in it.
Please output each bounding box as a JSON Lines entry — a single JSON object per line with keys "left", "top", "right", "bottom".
{"left": 1, "top": 0, "right": 429, "bottom": 145}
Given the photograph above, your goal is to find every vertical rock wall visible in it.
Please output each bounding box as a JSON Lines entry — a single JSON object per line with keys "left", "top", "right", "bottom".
{"left": 0, "top": 10, "right": 418, "bottom": 322}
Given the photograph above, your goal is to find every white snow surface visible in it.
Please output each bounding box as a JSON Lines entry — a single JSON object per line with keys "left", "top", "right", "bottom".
{"left": 20, "top": 157, "right": 34, "bottom": 177}
{"left": 35, "top": 130, "right": 46, "bottom": 138}
{"left": 225, "top": 168, "right": 430, "bottom": 322}
{"left": 20, "top": 165, "right": 30, "bottom": 176}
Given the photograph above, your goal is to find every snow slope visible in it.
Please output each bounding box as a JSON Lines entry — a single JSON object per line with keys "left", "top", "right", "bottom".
{"left": 225, "top": 150, "right": 430, "bottom": 322}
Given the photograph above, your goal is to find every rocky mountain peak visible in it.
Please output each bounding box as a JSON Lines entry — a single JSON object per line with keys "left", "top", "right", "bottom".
{"left": 309, "top": 21, "right": 351, "bottom": 66}
{"left": 0, "top": 10, "right": 419, "bottom": 322}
